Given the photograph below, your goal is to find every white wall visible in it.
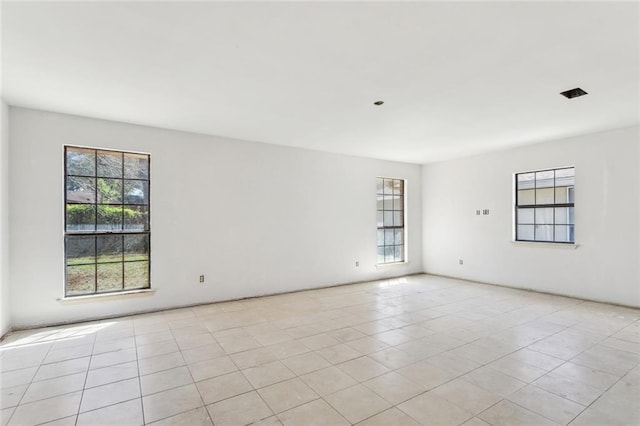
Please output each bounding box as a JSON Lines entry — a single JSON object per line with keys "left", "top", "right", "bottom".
{"left": 0, "top": 102, "right": 10, "bottom": 336}
{"left": 423, "top": 126, "right": 640, "bottom": 307}
{"left": 9, "top": 107, "right": 422, "bottom": 328}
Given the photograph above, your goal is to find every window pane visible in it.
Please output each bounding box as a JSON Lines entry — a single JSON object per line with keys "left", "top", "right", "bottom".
{"left": 67, "top": 176, "right": 95, "bottom": 204}
{"left": 383, "top": 179, "right": 394, "bottom": 195}
{"left": 124, "top": 153, "right": 149, "bottom": 180}
{"left": 384, "top": 229, "right": 394, "bottom": 245}
{"left": 535, "top": 224, "right": 553, "bottom": 241}
{"left": 554, "top": 207, "right": 574, "bottom": 225}
{"left": 393, "top": 179, "right": 403, "bottom": 195}
{"left": 517, "top": 189, "right": 535, "bottom": 205}
{"left": 97, "top": 178, "right": 122, "bottom": 204}
{"left": 66, "top": 204, "right": 95, "bottom": 231}
{"left": 394, "top": 229, "right": 404, "bottom": 245}
{"left": 123, "top": 206, "right": 149, "bottom": 231}
{"left": 517, "top": 225, "right": 534, "bottom": 240}
{"left": 124, "top": 261, "right": 149, "bottom": 289}
{"left": 66, "top": 148, "right": 95, "bottom": 177}
{"left": 555, "top": 187, "right": 571, "bottom": 203}
{"left": 377, "top": 230, "right": 384, "bottom": 246}
{"left": 124, "top": 180, "right": 149, "bottom": 205}
{"left": 384, "top": 246, "right": 394, "bottom": 263}
{"left": 383, "top": 195, "right": 394, "bottom": 210}
{"left": 535, "top": 170, "right": 554, "bottom": 188}
{"left": 555, "top": 168, "right": 575, "bottom": 187}
{"left": 66, "top": 235, "right": 95, "bottom": 265}
{"left": 97, "top": 263, "right": 123, "bottom": 293}
{"left": 535, "top": 188, "right": 554, "bottom": 204}
{"left": 517, "top": 208, "right": 534, "bottom": 225}
{"left": 125, "top": 234, "right": 149, "bottom": 261}
{"left": 376, "top": 196, "right": 384, "bottom": 210}
{"left": 393, "top": 211, "right": 403, "bottom": 227}
{"left": 383, "top": 211, "right": 393, "bottom": 227}
{"left": 535, "top": 208, "right": 553, "bottom": 224}
{"left": 97, "top": 205, "right": 123, "bottom": 231}
{"left": 517, "top": 173, "right": 535, "bottom": 190}
{"left": 377, "top": 246, "right": 385, "bottom": 263}
{"left": 97, "top": 235, "right": 123, "bottom": 263}
{"left": 393, "top": 195, "right": 403, "bottom": 210}
{"left": 66, "top": 264, "right": 95, "bottom": 296}
{"left": 394, "top": 245, "right": 404, "bottom": 262}
{"left": 97, "top": 151, "right": 122, "bottom": 178}
{"left": 376, "top": 178, "right": 383, "bottom": 194}
{"left": 554, "top": 225, "right": 574, "bottom": 243}
{"left": 376, "top": 211, "right": 384, "bottom": 227}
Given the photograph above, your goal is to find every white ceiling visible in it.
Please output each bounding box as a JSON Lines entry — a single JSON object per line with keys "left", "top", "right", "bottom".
{"left": 2, "top": 1, "right": 639, "bottom": 164}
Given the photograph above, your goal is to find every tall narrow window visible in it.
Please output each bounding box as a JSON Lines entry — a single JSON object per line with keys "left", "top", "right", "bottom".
{"left": 376, "top": 177, "right": 405, "bottom": 263}
{"left": 515, "top": 167, "right": 574, "bottom": 243}
{"left": 65, "top": 146, "right": 150, "bottom": 296}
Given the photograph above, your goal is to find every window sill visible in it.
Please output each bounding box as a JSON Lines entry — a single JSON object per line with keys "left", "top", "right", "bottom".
{"left": 376, "top": 261, "right": 410, "bottom": 269}
{"left": 511, "top": 241, "right": 578, "bottom": 250}
{"left": 58, "top": 289, "right": 156, "bottom": 303}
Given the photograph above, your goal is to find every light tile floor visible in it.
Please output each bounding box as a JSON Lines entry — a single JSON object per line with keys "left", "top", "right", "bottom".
{"left": 1, "top": 274, "right": 639, "bottom": 426}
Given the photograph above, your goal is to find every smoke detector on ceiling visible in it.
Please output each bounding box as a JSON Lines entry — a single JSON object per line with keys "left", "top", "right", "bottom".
{"left": 560, "top": 88, "right": 588, "bottom": 99}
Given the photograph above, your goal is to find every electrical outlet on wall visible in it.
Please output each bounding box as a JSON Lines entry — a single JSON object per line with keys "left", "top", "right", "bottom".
{"left": 459, "top": 259, "right": 464, "bottom": 265}
{"left": 355, "top": 261, "right": 360, "bottom": 267}
{"left": 199, "top": 275, "right": 205, "bottom": 283}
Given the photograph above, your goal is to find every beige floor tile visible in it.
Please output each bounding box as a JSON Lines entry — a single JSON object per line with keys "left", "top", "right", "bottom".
{"left": 176, "top": 334, "right": 217, "bottom": 352}
{"left": 316, "top": 343, "right": 362, "bottom": 364}
{"left": 143, "top": 383, "right": 204, "bottom": 423}
{"left": 329, "top": 327, "right": 367, "bottom": 343}
{"left": 347, "top": 337, "right": 390, "bottom": 354}
{"left": 534, "top": 372, "right": 604, "bottom": 406}
{"left": 488, "top": 357, "right": 547, "bottom": 383}
{"left": 137, "top": 341, "right": 180, "bottom": 360}
{"left": 368, "top": 347, "right": 420, "bottom": 369}
{"left": 138, "top": 352, "right": 185, "bottom": 376}
{"left": 196, "top": 371, "right": 253, "bottom": 405}
{"left": 300, "top": 365, "right": 357, "bottom": 396}
{"left": 478, "top": 399, "right": 559, "bottom": 426}
{"left": 140, "top": 366, "right": 194, "bottom": 396}
{"left": 76, "top": 398, "right": 143, "bottom": 426}
{"left": 552, "top": 362, "right": 619, "bottom": 390}
{"left": 89, "top": 348, "right": 137, "bottom": 370}
{"left": 21, "top": 372, "right": 86, "bottom": 404}
{"left": 147, "top": 407, "right": 212, "bottom": 426}
{"left": 258, "top": 378, "right": 318, "bottom": 414}
{"left": 356, "top": 407, "right": 420, "bottom": 426}
{"left": 92, "top": 337, "right": 136, "bottom": 355}
{"left": 0, "top": 367, "right": 37, "bottom": 390}
{"left": 424, "top": 351, "right": 481, "bottom": 376}
{"left": 253, "top": 415, "right": 283, "bottom": 425}
{"left": 188, "top": 356, "right": 237, "bottom": 382}
{"left": 507, "top": 385, "right": 585, "bottom": 424}
{"left": 39, "top": 414, "right": 77, "bottom": 425}
{"left": 571, "top": 344, "right": 640, "bottom": 376}
{"left": 44, "top": 344, "right": 93, "bottom": 365}
{"left": 397, "top": 360, "right": 455, "bottom": 390}
{"left": 281, "top": 352, "right": 330, "bottom": 375}
{"left": 8, "top": 391, "right": 82, "bottom": 426}
{"left": 216, "top": 336, "right": 262, "bottom": 354}
{"left": 242, "top": 360, "right": 295, "bottom": 389}
{"left": 337, "top": 356, "right": 390, "bottom": 382}
{"left": 460, "top": 417, "right": 492, "bottom": 426}
{"left": 206, "top": 391, "right": 272, "bottom": 426}
{"left": 267, "top": 340, "right": 311, "bottom": 360}
{"left": 508, "top": 348, "right": 565, "bottom": 371}
{"left": 85, "top": 361, "right": 138, "bottom": 388}
{"left": 181, "top": 343, "right": 226, "bottom": 365}
{"left": 0, "top": 385, "right": 27, "bottom": 410}
{"left": 398, "top": 391, "right": 473, "bottom": 425}
{"left": 277, "top": 399, "right": 349, "bottom": 426}
{"left": 463, "top": 366, "right": 527, "bottom": 397}
{"left": 80, "top": 377, "right": 140, "bottom": 412}
{"left": 325, "top": 384, "right": 391, "bottom": 424}
{"left": 0, "top": 407, "right": 14, "bottom": 426}
{"left": 33, "top": 357, "right": 90, "bottom": 382}
{"left": 430, "top": 378, "right": 502, "bottom": 415}
{"left": 363, "top": 371, "right": 425, "bottom": 405}
{"left": 299, "top": 334, "right": 340, "bottom": 350}
{"left": 230, "top": 347, "right": 278, "bottom": 369}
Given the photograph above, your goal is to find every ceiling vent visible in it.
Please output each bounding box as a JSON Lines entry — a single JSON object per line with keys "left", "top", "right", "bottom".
{"left": 560, "top": 88, "right": 588, "bottom": 99}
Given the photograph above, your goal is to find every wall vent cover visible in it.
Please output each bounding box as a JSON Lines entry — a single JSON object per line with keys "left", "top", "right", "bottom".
{"left": 560, "top": 88, "right": 588, "bottom": 99}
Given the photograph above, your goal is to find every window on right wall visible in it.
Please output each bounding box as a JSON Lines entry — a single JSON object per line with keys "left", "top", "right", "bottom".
{"left": 515, "top": 167, "right": 575, "bottom": 243}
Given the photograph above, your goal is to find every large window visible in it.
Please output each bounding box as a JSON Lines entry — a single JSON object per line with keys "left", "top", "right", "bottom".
{"left": 515, "top": 167, "right": 574, "bottom": 243}
{"left": 377, "top": 177, "right": 405, "bottom": 263}
{"left": 64, "top": 146, "right": 150, "bottom": 296}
